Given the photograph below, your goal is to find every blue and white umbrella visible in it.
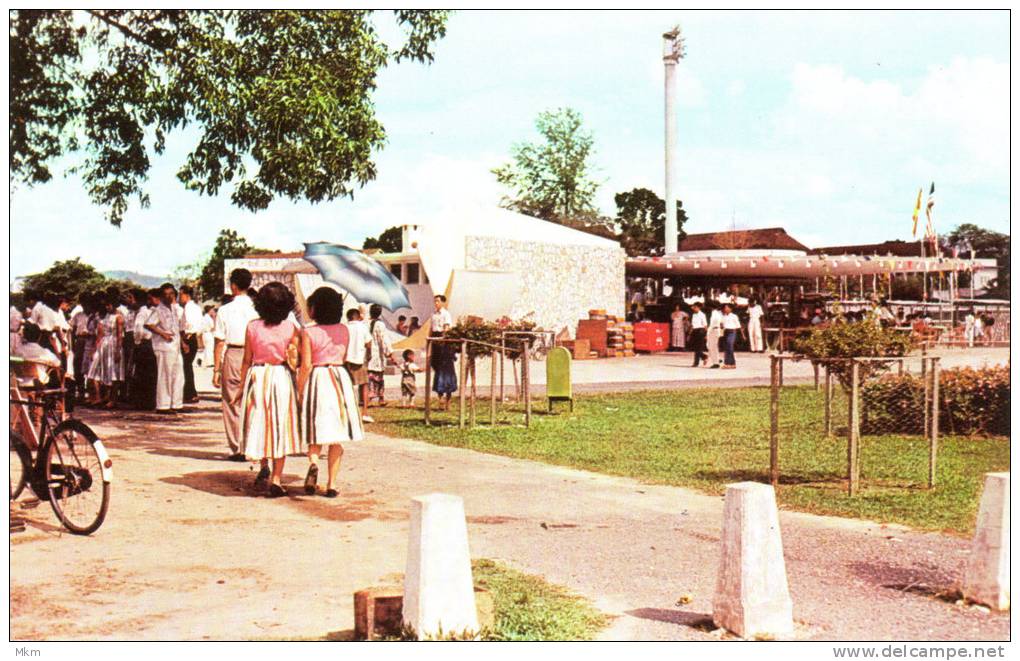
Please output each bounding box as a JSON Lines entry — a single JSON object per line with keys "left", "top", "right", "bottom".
{"left": 302, "top": 242, "right": 412, "bottom": 311}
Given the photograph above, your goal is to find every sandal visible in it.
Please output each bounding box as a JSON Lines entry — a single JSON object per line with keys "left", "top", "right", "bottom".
{"left": 304, "top": 464, "right": 318, "bottom": 495}
{"left": 253, "top": 466, "right": 270, "bottom": 492}
{"left": 324, "top": 488, "right": 339, "bottom": 498}
{"left": 268, "top": 483, "right": 287, "bottom": 498}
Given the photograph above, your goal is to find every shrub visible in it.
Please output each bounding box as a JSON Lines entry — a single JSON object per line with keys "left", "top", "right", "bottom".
{"left": 861, "top": 365, "right": 1010, "bottom": 436}
{"left": 792, "top": 315, "right": 913, "bottom": 389}
{"left": 445, "top": 316, "right": 538, "bottom": 361}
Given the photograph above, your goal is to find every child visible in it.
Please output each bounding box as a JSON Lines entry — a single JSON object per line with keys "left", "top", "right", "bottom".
{"left": 399, "top": 349, "right": 421, "bottom": 408}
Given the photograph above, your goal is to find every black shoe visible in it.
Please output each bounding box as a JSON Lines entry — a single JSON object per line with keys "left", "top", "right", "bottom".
{"left": 268, "top": 483, "right": 287, "bottom": 498}
{"left": 253, "top": 466, "right": 270, "bottom": 491}
{"left": 324, "top": 488, "right": 339, "bottom": 498}
{"left": 710, "top": 364, "right": 720, "bottom": 369}
{"left": 228, "top": 453, "right": 247, "bottom": 462}
{"left": 304, "top": 464, "right": 319, "bottom": 495}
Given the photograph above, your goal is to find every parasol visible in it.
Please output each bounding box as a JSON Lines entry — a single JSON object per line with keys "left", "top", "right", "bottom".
{"left": 301, "top": 242, "right": 412, "bottom": 311}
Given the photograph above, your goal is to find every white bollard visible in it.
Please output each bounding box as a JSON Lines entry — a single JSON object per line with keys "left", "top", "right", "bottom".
{"left": 403, "top": 493, "right": 479, "bottom": 639}
{"left": 713, "top": 482, "right": 794, "bottom": 638}
{"left": 963, "top": 472, "right": 1010, "bottom": 610}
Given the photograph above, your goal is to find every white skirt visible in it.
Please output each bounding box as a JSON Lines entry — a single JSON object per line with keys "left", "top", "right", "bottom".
{"left": 240, "top": 364, "right": 303, "bottom": 460}
{"left": 301, "top": 365, "right": 364, "bottom": 446}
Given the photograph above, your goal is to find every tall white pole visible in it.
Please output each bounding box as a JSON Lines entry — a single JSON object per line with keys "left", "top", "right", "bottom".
{"left": 663, "top": 27, "right": 683, "bottom": 255}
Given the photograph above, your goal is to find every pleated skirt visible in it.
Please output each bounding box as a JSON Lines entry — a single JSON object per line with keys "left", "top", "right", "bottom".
{"left": 88, "top": 336, "right": 123, "bottom": 385}
{"left": 240, "top": 364, "right": 303, "bottom": 460}
{"left": 301, "top": 365, "right": 364, "bottom": 446}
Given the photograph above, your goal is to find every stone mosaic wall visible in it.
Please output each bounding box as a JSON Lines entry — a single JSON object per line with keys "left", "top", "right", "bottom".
{"left": 464, "top": 236, "right": 626, "bottom": 335}
{"left": 222, "top": 258, "right": 296, "bottom": 296}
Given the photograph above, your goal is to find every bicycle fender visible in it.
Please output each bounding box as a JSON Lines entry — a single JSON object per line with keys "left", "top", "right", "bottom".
{"left": 92, "top": 440, "right": 114, "bottom": 483}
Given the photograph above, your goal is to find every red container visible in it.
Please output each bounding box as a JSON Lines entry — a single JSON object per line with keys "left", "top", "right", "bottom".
{"left": 632, "top": 322, "right": 669, "bottom": 352}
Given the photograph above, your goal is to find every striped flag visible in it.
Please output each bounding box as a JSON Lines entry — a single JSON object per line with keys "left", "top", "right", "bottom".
{"left": 924, "top": 182, "right": 936, "bottom": 239}
{"left": 911, "top": 187, "right": 923, "bottom": 237}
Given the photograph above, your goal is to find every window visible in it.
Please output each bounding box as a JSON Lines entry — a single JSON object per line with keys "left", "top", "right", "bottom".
{"left": 405, "top": 262, "right": 420, "bottom": 285}
{"left": 389, "top": 264, "right": 402, "bottom": 281}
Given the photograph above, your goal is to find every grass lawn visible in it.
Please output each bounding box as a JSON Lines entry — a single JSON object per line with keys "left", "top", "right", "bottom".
{"left": 371, "top": 386, "right": 1009, "bottom": 535}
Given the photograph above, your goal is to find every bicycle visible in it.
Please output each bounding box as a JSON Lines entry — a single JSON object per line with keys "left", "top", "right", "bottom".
{"left": 10, "top": 362, "right": 112, "bottom": 535}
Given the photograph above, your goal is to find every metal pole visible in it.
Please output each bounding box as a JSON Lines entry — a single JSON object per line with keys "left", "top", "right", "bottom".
{"left": 928, "top": 357, "right": 940, "bottom": 489}
{"left": 490, "top": 350, "right": 497, "bottom": 425}
{"left": 458, "top": 340, "right": 467, "bottom": 429}
{"left": 848, "top": 359, "right": 860, "bottom": 496}
{"left": 770, "top": 355, "right": 780, "bottom": 488}
{"left": 662, "top": 27, "right": 683, "bottom": 255}
{"left": 424, "top": 339, "right": 432, "bottom": 425}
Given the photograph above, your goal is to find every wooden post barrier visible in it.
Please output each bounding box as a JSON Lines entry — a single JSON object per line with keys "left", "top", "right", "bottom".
{"left": 490, "top": 350, "right": 497, "bottom": 425}
{"left": 812, "top": 361, "right": 820, "bottom": 391}
{"left": 424, "top": 340, "right": 432, "bottom": 426}
{"left": 823, "top": 365, "right": 832, "bottom": 437}
{"left": 928, "top": 358, "right": 940, "bottom": 489}
{"left": 470, "top": 357, "right": 477, "bottom": 427}
{"left": 769, "top": 355, "right": 780, "bottom": 488}
{"left": 923, "top": 356, "right": 931, "bottom": 446}
{"left": 523, "top": 340, "right": 531, "bottom": 428}
{"left": 500, "top": 336, "right": 506, "bottom": 403}
{"left": 847, "top": 359, "right": 861, "bottom": 496}
{"left": 458, "top": 340, "right": 467, "bottom": 429}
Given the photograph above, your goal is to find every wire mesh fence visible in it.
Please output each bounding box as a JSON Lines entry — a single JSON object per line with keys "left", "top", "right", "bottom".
{"left": 769, "top": 354, "right": 942, "bottom": 496}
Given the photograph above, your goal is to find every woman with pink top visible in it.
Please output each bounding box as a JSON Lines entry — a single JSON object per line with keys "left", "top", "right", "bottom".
{"left": 297, "top": 287, "right": 364, "bottom": 497}
{"left": 234, "top": 282, "right": 302, "bottom": 498}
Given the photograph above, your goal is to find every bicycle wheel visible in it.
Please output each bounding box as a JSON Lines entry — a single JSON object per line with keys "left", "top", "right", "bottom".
{"left": 9, "top": 430, "right": 32, "bottom": 501}
{"left": 44, "top": 419, "right": 110, "bottom": 535}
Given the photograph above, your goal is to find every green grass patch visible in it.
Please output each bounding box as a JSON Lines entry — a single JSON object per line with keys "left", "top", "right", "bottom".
{"left": 373, "top": 386, "right": 1009, "bottom": 535}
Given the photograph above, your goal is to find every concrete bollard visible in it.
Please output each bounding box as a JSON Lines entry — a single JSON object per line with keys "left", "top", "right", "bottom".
{"left": 403, "top": 493, "right": 479, "bottom": 639}
{"left": 963, "top": 473, "right": 1010, "bottom": 610}
{"left": 713, "top": 482, "right": 794, "bottom": 638}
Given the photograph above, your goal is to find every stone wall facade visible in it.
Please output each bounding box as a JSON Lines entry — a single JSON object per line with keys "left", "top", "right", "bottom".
{"left": 222, "top": 258, "right": 296, "bottom": 296}
{"left": 464, "top": 236, "right": 626, "bottom": 335}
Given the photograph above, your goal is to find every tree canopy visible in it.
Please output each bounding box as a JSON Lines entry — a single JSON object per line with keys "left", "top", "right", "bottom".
{"left": 363, "top": 226, "right": 403, "bottom": 253}
{"left": 19, "top": 258, "right": 139, "bottom": 302}
{"left": 945, "top": 223, "right": 1010, "bottom": 297}
{"left": 10, "top": 10, "right": 449, "bottom": 226}
{"left": 613, "top": 187, "right": 688, "bottom": 257}
{"left": 197, "top": 229, "right": 275, "bottom": 299}
{"left": 492, "top": 107, "right": 603, "bottom": 226}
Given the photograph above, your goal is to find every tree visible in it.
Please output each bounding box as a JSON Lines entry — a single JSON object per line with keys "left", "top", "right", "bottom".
{"left": 944, "top": 223, "right": 1010, "bottom": 298}
{"left": 21, "top": 258, "right": 108, "bottom": 301}
{"left": 11, "top": 10, "right": 449, "bottom": 226}
{"left": 198, "top": 229, "right": 270, "bottom": 298}
{"left": 492, "top": 108, "right": 603, "bottom": 225}
{"left": 363, "top": 226, "right": 403, "bottom": 253}
{"left": 613, "top": 187, "right": 688, "bottom": 257}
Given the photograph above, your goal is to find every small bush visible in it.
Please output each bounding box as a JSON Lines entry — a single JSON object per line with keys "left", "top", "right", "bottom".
{"left": 862, "top": 366, "right": 1010, "bottom": 436}
{"left": 792, "top": 316, "right": 913, "bottom": 389}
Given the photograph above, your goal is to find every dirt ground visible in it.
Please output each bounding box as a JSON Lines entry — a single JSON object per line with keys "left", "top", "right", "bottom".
{"left": 9, "top": 363, "right": 1010, "bottom": 641}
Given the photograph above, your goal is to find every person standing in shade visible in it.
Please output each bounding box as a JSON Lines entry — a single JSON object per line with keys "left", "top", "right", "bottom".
{"left": 146, "top": 283, "right": 185, "bottom": 413}
{"left": 69, "top": 294, "right": 96, "bottom": 402}
{"left": 199, "top": 305, "right": 216, "bottom": 367}
{"left": 366, "top": 304, "right": 395, "bottom": 408}
{"left": 343, "top": 307, "right": 371, "bottom": 423}
{"left": 10, "top": 302, "right": 23, "bottom": 354}
{"left": 86, "top": 293, "right": 125, "bottom": 408}
{"left": 132, "top": 289, "right": 159, "bottom": 410}
{"left": 721, "top": 303, "right": 743, "bottom": 369}
{"left": 298, "top": 287, "right": 364, "bottom": 498}
{"left": 431, "top": 295, "right": 452, "bottom": 333}
{"left": 707, "top": 304, "right": 724, "bottom": 368}
{"left": 395, "top": 315, "right": 409, "bottom": 336}
{"left": 670, "top": 304, "right": 688, "bottom": 351}
{"left": 234, "top": 282, "right": 302, "bottom": 498}
{"left": 689, "top": 302, "right": 708, "bottom": 367}
{"left": 179, "top": 285, "right": 203, "bottom": 404}
{"left": 118, "top": 289, "right": 141, "bottom": 404}
{"left": 213, "top": 269, "right": 258, "bottom": 460}
{"left": 747, "top": 298, "right": 765, "bottom": 353}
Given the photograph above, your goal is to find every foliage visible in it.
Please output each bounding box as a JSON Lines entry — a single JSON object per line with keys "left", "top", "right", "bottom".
{"left": 613, "top": 187, "right": 688, "bottom": 257}
{"left": 10, "top": 10, "right": 449, "bottom": 226}
{"left": 792, "top": 315, "right": 913, "bottom": 388}
{"left": 444, "top": 316, "right": 538, "bottom": 361}
{"left": 472, "top": 559, "right": 609, "bottom": 641}
{"left": 197, "top": 229, "right": 277, "bottom": 298}
{"left": 945, "top": 223, "right": 1010, "bottom": 298}
{"left": 492, "top": 108, "right": 603, "bottom": 225}
{"left": 21, "top": 258, "right": 108, "bottom": 301}
{"left": 371, "top": 386, "right": 1009, "bottom": 534}
{"left": 862, "top": 366, "right": 1010, "bottom": 436}
{"left": 362, "top": 226, "right": 403, "bottom": 253}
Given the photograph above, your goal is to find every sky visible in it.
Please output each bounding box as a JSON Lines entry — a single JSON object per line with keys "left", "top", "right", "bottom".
{"left": 9, "top": 9, "right": 1010, "bottom": 281}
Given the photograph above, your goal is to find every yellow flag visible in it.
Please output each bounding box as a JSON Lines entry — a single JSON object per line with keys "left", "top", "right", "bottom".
{"left": 911, "top": 187, "right": 922, "bottom": 237}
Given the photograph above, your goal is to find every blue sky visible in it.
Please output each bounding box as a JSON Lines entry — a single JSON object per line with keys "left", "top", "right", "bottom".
{"left": 9, "top": 9, "right": 1009, "bottom": 280}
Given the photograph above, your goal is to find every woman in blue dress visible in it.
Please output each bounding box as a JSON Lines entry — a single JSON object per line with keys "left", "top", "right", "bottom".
{"left": 429, "top": 333, "right": 458, "bottom": 411}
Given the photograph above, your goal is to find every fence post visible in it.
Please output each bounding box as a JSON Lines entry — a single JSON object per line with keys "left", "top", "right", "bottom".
{"left": 847, "top": 359, "right": 861, "bottom": 496}
{"left": 458, "top": 340, "right": 467, "bottom": 429}
{"left": 523, "top": 340, "right": 531, "bottom": 428}
{"left": 778, "top": 353, "right": 784, "bottom": 387}
{"left": 923, "top": 356, "right": 931, "bottom": 444}
{"left": 813, "top": 361, "right": 819, "bottom": 391}
{"left": 770, "top": 355, "right": 780, "bottom": 488}
{"left": 424, "top": 339, "right": 432, "bottom": 426}
{"left": 490, "top": 350, "right": 497, "bottom": 425}
{"left": 897, "top": 358, "right": 904, "bottom": 376}
{"left": 500, "top": 335, "right": 506, "bottom": 403}
{"left": 469, "top": 357, "right": 477, "bottom": 427}
{"left": 928, "top": 357, "right": 940, "bottom": 489}
{"left": 823, "top": 364, "right": 832, "bottom": 437}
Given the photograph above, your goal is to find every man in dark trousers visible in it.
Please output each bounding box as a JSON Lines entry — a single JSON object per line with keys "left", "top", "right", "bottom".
{"left": 178, "top": 285, "right": 203, "bottom": 403}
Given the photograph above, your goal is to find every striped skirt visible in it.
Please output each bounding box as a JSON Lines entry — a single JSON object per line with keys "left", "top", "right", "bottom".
{"left": 240, "top": 364, "right": 302, "bottom": 460}
{"left": 301, "top": 365, "right": 364, "bottom": 446}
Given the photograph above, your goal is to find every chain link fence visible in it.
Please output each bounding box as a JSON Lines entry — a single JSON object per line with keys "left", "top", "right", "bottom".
{"left": 769, "top": 354, "right": 942, "bottom": 496}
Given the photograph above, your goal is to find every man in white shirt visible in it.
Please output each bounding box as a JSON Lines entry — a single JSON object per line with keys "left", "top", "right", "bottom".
{"left": 10, "top": 304, "right": 23, "bottom": 353}
{"left": 131, "top": 289, "right": 159, "bottom": 410}
{"left": 721, "top": 303, "right": 743, "bottom": 369}
{"left": 178, "top": 285, "right": 204, "bottom": 404}
{"left": 689, "top": 302, "right": 708, "bottom": 367}
{"left": 430, "top": 295, "right": 453, "bottom": 334}
{"left": 707, "top": 305, "right": 724, "bottom": 368}
{"left": 344, "top": 307, "right": 371, "bottom": 423}
{"left": 30, "top": 294, "right": 70, "bottom": 359}
{"left": 213, "top": 269, "right": 258, "bottom": 459}
{"left": 145, "top": 283, "right": 185, "bottom": 413}
{"left": 747, "top": 299, "right": 765, "bottom": 353}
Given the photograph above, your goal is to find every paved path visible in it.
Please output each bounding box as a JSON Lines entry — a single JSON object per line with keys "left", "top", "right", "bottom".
{"left": 9, "top": 377, "right": 1008, "bottom": 641}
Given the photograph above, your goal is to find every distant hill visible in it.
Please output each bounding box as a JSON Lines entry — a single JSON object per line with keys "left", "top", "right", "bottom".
{"left": 102, "top": 271, "right": 166, "bottom": 288}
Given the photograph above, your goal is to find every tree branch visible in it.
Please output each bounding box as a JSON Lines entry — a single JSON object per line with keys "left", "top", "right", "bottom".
{"left": 85, "top": 10, "right": 168, "bottom": 51}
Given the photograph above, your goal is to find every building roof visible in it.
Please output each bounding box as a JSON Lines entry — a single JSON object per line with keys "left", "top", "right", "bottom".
{"left": 677, "top": 228, "right": 810, "bottom": 253}
{"left": 809, "top": 240, "right": 930, "bottom": 257}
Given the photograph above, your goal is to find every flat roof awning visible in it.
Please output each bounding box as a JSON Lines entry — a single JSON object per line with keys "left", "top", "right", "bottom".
{"left": 626, "top": 253, "right": 971, "bottom": 282}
